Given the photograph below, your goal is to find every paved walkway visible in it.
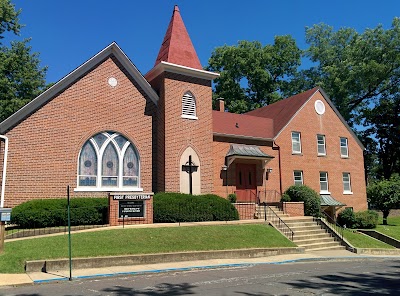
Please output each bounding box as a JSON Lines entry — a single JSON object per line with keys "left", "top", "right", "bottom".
{"left": 1, "top": 249, "right": 398, "bottom": 287}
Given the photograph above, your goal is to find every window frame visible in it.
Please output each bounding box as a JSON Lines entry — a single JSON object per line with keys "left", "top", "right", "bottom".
{"left": 293, "top": 170, "right": 304, "bottom": 186}
{"left": 181, "top": 92, "right": 198, "bottom": 120}
{"left": 319, "top": 171, "right": 329, "bottom": 193}
{"left": 317, "top": 134, "right": 326, "bottom": 156}
{"left": 340, "top": 137, "right": 349, "bottom": 158}
{"left": 291, "top": 131, "right": 302, "bottom": 154}
{"left": 75, "top": 132, "right": 142, "bottom": 192}
{"left": 342, "top": 172, "right": 352, "bottom": 194}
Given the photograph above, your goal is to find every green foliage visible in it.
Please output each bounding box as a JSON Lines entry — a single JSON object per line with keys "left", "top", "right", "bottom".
{"left": 337, "top": 208, "right": 357, "bottom": 228}
{"left": 282, "top": 185, "right": 321, "bottom": 217}
{"left": 153, "top": 192, "right": 239, "bottom": 223}
{"left": 11, "top": 198, "right": 108, "bottom": 228}
{"left": 338, "top": 209, "right": 379, "bottom": 229}
{"left": 367, "top": 175, "right": 400, "bottom": 225}
{"left": 280, "top": 193, "right": 291, "bottom": 202}
{"left": 228, "top": 193, "right": 237, "bottom": 203}
{"left": 0, "top": 0, "right": 21, "bottom": 41}
{"left": 206, "top": 38, "right": 301, "bottom": 113}
{"left": 355, "top": 210, "right": 379, "bottom": 229}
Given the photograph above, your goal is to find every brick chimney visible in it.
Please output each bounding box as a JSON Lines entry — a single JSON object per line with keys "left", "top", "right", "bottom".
{"left": 217, "top": 98, "right": 225, "bottom": 112}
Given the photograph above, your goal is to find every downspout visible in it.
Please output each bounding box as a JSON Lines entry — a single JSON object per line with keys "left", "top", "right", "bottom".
{"left": 272, "top": 141, "right": 282, "bottom": 196}
{"left": 0, "top": 135, "right": 8, "bottom": 208}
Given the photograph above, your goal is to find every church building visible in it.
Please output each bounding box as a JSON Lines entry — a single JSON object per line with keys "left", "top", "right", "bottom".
{"left": 0, "top": 6, "right": 367, "bottom": 224}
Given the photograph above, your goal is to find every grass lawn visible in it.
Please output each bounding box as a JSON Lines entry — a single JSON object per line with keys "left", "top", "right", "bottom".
{"left": 342, "top": 229, "right": 395, "bottom": 249}
{"left": 375, "top": 216, "right": 400, "bottom": 241}
{"left": 0, "top": 224, "right": 295, "bottom": 273}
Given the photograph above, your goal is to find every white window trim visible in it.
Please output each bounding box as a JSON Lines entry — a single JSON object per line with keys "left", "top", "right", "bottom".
{"left": 342, "top": 172, "right": 353, "bottom": 194}
{"left": 317, "top": 134, "right": 326, "bottom": 156}
{"left": 182, "top": 92, "right": 197, "bottom": 119}
{"left": 340, "top": 137, "right": 349, "bottom": 158}
{"left": 76, "top": 132, "right": 141, "bottom": 191}
{"left": 319, "top": 171, "right": 330, "bottom": 194}
{"left": 293, "top": 170, "right": 304, "bottom": 186}
{"left": 291, "top": 132, "right": 302, "bottom": 154}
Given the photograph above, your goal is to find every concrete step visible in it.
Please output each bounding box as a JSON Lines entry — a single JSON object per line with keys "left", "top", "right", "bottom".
{"left": 284, "top": 221, "right": 318, "bottom": 227}
{"left": 294, "top": 229, "right": 329, "bottom": 235}
{"left": 289, "top": 225, "right": 325, "bottom": 232}
{"left": 283, "top": 216, "right": 314, "bottom": 223}
{"left": 297, "top": 241, "right": 343, "bottom": 250}
{"left": 305, "top": 245, "right": 347, "bottom": 252}
{"left": 293, "top": 233, "right": 333, "bottom": 242}
{"left": 294, "top": 237, "right": 336, "bottom": 245}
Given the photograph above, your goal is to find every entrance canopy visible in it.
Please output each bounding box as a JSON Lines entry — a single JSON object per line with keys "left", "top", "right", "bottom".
{"left": 320, "top": 194, "right": 346, "bottom": 209}
{"left": 226, "top": 144, "right": 274, "bottom": 167}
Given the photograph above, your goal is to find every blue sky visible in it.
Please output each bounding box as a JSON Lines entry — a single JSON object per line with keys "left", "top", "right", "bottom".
{"left": 6, "top": 0, "right": 400, "bottom": 84}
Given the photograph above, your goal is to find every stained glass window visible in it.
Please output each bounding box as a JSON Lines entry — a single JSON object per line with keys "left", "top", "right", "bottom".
{"left": 78, "top": 132, "right": 140, "bottom": 189}
{"left": 78, "top": 141, "right": 97, "bottom": 186}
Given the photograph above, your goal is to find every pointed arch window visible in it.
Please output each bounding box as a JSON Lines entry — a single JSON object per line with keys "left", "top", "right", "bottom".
{"left": 77, "top": 131, "right": 140, "bottom": 191}
{"left": 181, "top": 92, "right": 198, "bottom": 119}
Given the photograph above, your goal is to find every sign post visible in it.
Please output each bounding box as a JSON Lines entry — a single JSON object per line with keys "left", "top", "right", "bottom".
{"left": 67, "top": 185, "right": 72, "bottom": 281}
{"left": 0, "top": 208, "right": 11, "bottom": 254}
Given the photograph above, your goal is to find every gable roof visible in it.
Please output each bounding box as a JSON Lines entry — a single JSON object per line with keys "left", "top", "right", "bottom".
{"left": 213, "top": 110, "right": 274, "bottom": 140}
{"left": 0, "top": 42, "right": 159, "bottom": 134}
{"left": 246, "top": 87, "right": 364, "bottom": 149}
{"left": 154, "top": 5, "right": 202, "bottom": 70}
{"left": 246, "top": 87, "right": 319, "bottom": 136}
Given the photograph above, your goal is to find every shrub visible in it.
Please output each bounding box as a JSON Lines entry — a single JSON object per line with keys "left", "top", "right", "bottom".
{"left": 355, "top": 210, "right": 378, "bottom": 229}
{"left": 282, "top": 185, "right": 321, "bottom": 217}
{"left": 153, "top": 192, "right": 239, "bottom": 223}
{"left": 11, "top": 198, "right": 108, "bottom": 228}
{"left": 337, "top": 208, "right": 357, "bottom": 228}
{"left": 228, "top": 193, "right": 237, "bottom": 203}
{"left": 280, "top": 193, "right": 291, "bottom": 202}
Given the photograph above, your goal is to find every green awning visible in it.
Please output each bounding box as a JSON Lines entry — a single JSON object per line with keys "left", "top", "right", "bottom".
{"left": 226, "top": 144, "right": 273, "bottom": 158}
{"left": 226, "top": 144, "right": 274, "bottom": 167}
{"left": 320, "top": 194, "right": 346, "bottom": 207}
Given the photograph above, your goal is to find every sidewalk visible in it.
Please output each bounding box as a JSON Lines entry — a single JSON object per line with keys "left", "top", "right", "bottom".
{"left": 0, "top": 249, "right": 396, "bottom": 287}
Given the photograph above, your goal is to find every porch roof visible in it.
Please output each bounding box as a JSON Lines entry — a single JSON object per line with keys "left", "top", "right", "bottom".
{"left": 226, "top": 144, "right": 274, "bottom": 167}
{"left": 320, "top": 194, "right": 346, "bottom": 207}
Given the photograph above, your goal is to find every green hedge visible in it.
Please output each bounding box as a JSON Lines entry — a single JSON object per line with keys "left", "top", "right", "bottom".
{"left": 281, "top": 185, "right": 321, "bottom": 217}
{"left": 337, "top": 209, "right": 378, "bottom": 229}
{"left": 153, "top": 192, "right": 239, "bottom": 223}
{"left": 11, "top": 198, "right": 108, "bottom": 228}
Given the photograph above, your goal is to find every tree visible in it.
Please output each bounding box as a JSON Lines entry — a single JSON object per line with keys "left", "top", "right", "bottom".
{"left": 287, "top": 19, "right": 400, "bottom": 180}
{"left": 0, "top": 0, "right": 21, "bottom": 42}
{"left": 367, "top": 175, "right": 400, "bottom": 225}
{"left": 0, "top": 0, "right": 47, "bottom": 122}
{"left": 206, "top": 37, "right": 301, "bottom": 113}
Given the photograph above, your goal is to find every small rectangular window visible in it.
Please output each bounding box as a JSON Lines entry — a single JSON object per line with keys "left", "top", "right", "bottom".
{"left": 317, "top": 134, "right": 326, "bottom": 155}
{"left": 291, "top": 132, "right": 302, "bottom": 154}
{"left": 342, "top": 172, "right": 352, "bottom": 193}
{"left": 340, "top": 137, "right": 348, "bottom": 157}
{"left": 319, "top": 171, "right": 329, "bottom": 193}
{"left": 293, "top": 171, "right": 303, "bottom": 186}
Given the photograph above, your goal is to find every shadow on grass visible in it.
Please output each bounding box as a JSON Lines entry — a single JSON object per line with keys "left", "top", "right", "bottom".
{"left": 285, "top": 262, "right": 400, "bottom": 295}
{"left": 101, "top": 283, "right": 196, "bottom": 295}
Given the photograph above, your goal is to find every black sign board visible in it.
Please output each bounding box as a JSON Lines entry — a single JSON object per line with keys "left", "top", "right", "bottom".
{"left": 119, "top": 201, "right": 144, "bottom": 218}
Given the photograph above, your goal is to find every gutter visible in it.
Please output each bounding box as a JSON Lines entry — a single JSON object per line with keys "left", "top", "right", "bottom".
{"left": 0, "top": 135, "right": 8, "bottom": 208}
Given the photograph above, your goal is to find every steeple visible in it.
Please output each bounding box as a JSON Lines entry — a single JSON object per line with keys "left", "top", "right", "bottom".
{"left": 154, "top": 5, "right": 202, "bottom": 70}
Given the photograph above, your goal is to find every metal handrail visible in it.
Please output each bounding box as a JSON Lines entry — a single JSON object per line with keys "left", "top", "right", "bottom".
{"left": 315, "top": 211, "right": 344, "bottom": 243}
{"left": 262, "top": 202, "right": 294, "bottom": 241}
{"left": 258, "top": 190, "right": 281, "bottom": 204}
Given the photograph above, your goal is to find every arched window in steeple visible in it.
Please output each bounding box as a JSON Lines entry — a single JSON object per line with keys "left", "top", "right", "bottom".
{"left": 77, "top": 131, "right": 140, "bottom": 190}
{"left": 181, "top": 92, "right": 197, "bottom": 119}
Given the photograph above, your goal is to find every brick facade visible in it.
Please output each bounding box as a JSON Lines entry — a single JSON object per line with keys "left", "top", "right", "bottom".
{"left": 2, "top": 57, "right": 155, "bottom": 208}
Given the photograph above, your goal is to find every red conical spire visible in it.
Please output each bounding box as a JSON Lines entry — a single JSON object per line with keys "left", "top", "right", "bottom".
{"left": 154, "top": 5, "right": 202, "bottom": 70}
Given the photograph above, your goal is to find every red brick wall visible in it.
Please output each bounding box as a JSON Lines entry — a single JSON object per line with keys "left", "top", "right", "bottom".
{"left": 149, "top": 72, "right": 214, "bottom": 194}
{"left": 234, "top": 203, "right": 256, "bottom": 220}
{"left": 3, "top": 57, "right": 155, "bottom": 207}
{"left": 275, "top": 90, "right": 367, "bottom": 211}
{"left": 282, "top": 202, "right": 304, "bottom": 217}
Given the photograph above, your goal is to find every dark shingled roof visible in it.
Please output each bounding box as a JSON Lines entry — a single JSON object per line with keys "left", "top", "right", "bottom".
{"left": 320, "top": 194, "right": 346, "bottom": 207}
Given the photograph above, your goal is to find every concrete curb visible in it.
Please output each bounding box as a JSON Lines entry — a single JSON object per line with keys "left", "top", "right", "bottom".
{"left": 25, "top": 247, "right": 305, "bottom": 272}
{"left": 354, "top": 248, "right": 400, "bottom": 255}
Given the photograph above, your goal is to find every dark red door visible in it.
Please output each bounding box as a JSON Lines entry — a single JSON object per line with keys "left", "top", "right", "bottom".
{"left": 235, "top": 163, "right": 257, "bottom": 202}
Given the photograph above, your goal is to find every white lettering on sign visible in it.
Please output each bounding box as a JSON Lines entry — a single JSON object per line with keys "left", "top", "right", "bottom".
{"left": 113, "top": 194, "right": 151, "bottom": 200}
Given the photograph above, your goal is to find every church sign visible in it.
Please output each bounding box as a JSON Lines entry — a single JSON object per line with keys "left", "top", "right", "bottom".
{"left": 118, "top": 200, "right": 144, "bottom": 218}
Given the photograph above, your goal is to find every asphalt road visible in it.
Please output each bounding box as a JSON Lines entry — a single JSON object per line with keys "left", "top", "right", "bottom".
{"left": 1, "top": 258, "right": 399, "bottom": 295}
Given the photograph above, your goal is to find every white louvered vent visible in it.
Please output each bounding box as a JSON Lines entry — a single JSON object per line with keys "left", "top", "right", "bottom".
{"left": 182, "top": 92, "right": 197, "bottom": 119}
